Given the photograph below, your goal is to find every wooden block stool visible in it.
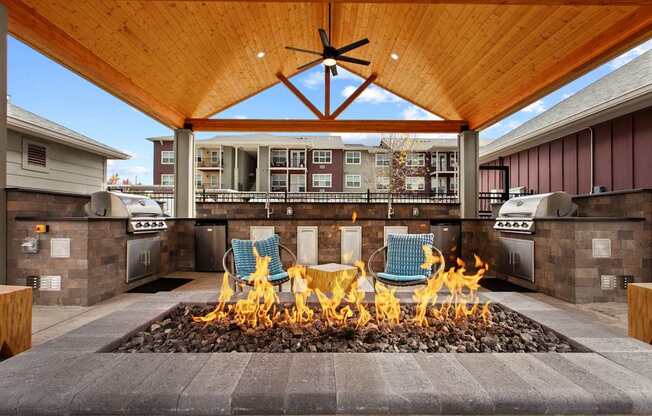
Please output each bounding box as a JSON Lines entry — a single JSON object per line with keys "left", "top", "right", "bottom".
{"left": 0, "top": 286, "right": 32, "bottom": 358}
{"left": 628, "top": 283, "right": 652, "bottom": 345}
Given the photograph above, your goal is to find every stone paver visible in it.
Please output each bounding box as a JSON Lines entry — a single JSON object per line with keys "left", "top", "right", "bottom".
{"left": 1, "top": 290, "right": 650, "bottom": 415}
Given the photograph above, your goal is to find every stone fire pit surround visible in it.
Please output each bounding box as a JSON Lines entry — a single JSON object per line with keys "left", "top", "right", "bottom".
{"left": 2, "top": 290, "right": 652, "bottom": 415}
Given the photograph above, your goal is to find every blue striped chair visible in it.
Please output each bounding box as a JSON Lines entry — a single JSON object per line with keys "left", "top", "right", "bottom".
{"left": 222, "top": 234, "right": 295, "bottom": 292}
{"left": 368, "top": 233, "right": 445, "bottom": 289}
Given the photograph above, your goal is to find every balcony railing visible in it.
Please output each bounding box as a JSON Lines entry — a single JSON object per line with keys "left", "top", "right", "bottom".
{"left": 197, "top": 160, "right": 221, "bottom": 168}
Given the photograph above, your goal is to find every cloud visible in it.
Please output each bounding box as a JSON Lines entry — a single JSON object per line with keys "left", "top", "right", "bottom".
{"left": 562, "top": 92, "right": 575, "bottom": 100}
{"left": 507, "top": 120, "right": 523, "bottom": 130}
{"left": 483, "top": 121, "right": 503, "bottom": 131}
{"left": 107, "top": 160, "right": 151, "bottom": 184}
{"left": 341, "top": 84, "right": 401, "bottom": 104}
{"left": 234, "top": 115, "right": 248, "bottom": 119}
{"left": 300, "top": 66, "right": 359, "bottom": 89}
{"left": 521, "top": 100, "right": 546, "bottom": 114}
{"left": 609, "top": 39, "right": 651, "bottom": 69}
{"left": 401, "top": 105, "right": 440, "bottom": 121}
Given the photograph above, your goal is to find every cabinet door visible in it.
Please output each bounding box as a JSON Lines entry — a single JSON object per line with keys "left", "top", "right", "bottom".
{"left": 511, "top": 239, "right": 534, "bottom": 282}
{"left": 340, "top": 226, "right": 362, "bottom": 265}
{"left": 496, "top": 238, "right": 512, "bottom": 275}
{"left": 297, "top": 226, "right": 318, "bottom": 265}
{"left": 383, "top": 226, "right": 408, "bottom": 246}
{"left": 250, "top": 226, "right": 275, "bottom": 241}
{"left": 147, "top": 238, "right": 161, "bottom": 275}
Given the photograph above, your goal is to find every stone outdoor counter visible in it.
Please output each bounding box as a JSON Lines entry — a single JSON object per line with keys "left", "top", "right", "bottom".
{"left": 1, "top": 291, "right": 652, "bottom": 415}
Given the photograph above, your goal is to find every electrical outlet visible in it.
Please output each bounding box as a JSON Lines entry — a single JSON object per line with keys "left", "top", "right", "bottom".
{"left": 600, "top": 275, "right": 617, "bottom": 290}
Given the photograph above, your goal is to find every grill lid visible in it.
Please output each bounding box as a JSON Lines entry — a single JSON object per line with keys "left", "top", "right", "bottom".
{"left": 85, "top": 191, "right": 163, "bottom": 218}
{"left": 497, "top": 192, "right": 577, "bottom": 219}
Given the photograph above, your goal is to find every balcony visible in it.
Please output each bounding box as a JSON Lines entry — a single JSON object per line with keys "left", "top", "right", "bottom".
{"left": 197, "top": 159, "right": 222, "bottom": 168}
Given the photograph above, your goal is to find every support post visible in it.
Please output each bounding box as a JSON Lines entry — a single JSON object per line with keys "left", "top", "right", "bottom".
{"left": 0, "top": 5, "right": 7, "bottom": 284}
{"left": 174, "top": 129, "right": 195, "bottom": 218}
{"left": 458, "top": 129, "right": 479, "bottom": 219}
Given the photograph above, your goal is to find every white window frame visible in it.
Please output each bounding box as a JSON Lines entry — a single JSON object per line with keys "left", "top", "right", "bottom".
{"left": 210, "top": 150, "right": 220, "bottom": 163}
{"left": 271, "top": 172, "right": 287, "bottom": 190}
{"left": 345, "top": 151, "right": 361, "bottom": 165}
{"left": 406, "top": 152, "right": 425, "bottom": 167}
{"left": 271, "top": 149, "right": 287, "bottom": 167}
{"left": 289, "top": 149, "right": 306, "bottom": 168}
{"left": 161, "top": 174, "right": 175, "bottom": 186}
{"left": 209, "top": 174, "right": 219, "bottom": 187}
{"left": 345, "top": 174, "right": 361, "bottom": 188}
{"left": 195, "top": 173, "right": 203, "bottom": 187}
{"left": 161, "top": 150, "right": 174, "bottom": 165}
{"left": 405, "top": 176, "right": 425, "bottom": 191}
{"left": 375, "top": 153, "right": 390, "bottom": 167}
{"left": 312, "top": 150, "right": 332, "bottom": 164}
{"left": 22, "top": 139, "right": 49, "bottom": 173}
{"left": 312, "top": 173, "right": 332, "bottom": 188}
{"left": 376, "top": 176, "right": 390, "bottom": 191}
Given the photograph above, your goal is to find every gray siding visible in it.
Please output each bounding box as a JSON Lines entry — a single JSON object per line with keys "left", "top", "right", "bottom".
{"left": 343, "top": 149, "right": 374, "bottom": 192}
{"left": 7, "top": 129, "right": 106, "bottom": 194}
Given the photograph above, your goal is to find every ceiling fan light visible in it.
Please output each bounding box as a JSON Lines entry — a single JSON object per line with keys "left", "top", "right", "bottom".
{"left": 257, "top": 51, "right": 265, "bottom": 59}
{"left": 390, "top": 52, "right": 399, "bottom": 60}
{"left": 323, "top": 58, "right": 337, "bottom": 67}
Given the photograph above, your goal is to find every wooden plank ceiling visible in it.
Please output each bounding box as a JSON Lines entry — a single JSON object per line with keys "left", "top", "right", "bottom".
{"left": 4, "top": 0, "right": 652, "bottom": 129}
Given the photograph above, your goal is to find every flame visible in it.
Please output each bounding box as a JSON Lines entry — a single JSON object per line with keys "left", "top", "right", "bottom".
{"left": 194, "top": 245, "right": 492, "bottom": 330}
{"left": 351, "top": 211, "right": 358, "bottom": 223}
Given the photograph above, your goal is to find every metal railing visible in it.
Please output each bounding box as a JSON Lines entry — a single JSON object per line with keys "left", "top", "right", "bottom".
{"left": 478, "top": 190, "right": 533, "bottom": 217}
{"left": 196, "top": 190, "right": 459, "bottom": 204}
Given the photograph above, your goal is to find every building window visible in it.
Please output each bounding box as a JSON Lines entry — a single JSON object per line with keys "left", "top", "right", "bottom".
{"left": 312, "top": 173, "right": 332, "bottom": 188}
{"left": 290, "top": 174, "right": 306, "bottom": 192}
{"left": 375, "top": 153, "right": 390, "bottom": 167}
{"left": 376, "top": 176, "right": 390, "bottom": 191}
{"left": 161, "top": 150, "right": 174, "bottom": 165}
{"left": 290, "top": 150, "right": 306, "bottom": 168}
{"left": 161, "top": 174, "right": 174, "bottom": 186}
{"left": 345, "top": 174, "right": 361, "bottom": 188}
{"left": 210, "top": 150, "right": 220, "bottom": 164}
{"left": 271, "top": 173, "right": 287, "bottom": 191}
{"left": 406, "top": 152, "right": 425, "bottom": 167}
{"left": 431, "top": 176, "right": 447, "bottom": 193}
{"left": 449, "top": 153, "right": 457, "bottom": 170}
{"left": 345, "top": 151, "right": 361, "bottom": 165}
{"left": 22, "top": 139, "right": 48, "bottom": 172}
{"left": 450, "top": 177, "right": 458, "bottom": 193}
{"left": 271, "top": 149, "right": 287, "bottom": 167}
{"left": 405, "top": 176, "right": 425, "bottom": 191}
{"left": 196, "top": 153, "right": 203, "bottom": 163}
{"left": 196, "top": 174, "right": 203, "bottom": 187}
{"left": 209, "top": 174, "right": 219, "bottom": 188}
{"left": 312, "top": 150, "right": 332, "bottom": 164}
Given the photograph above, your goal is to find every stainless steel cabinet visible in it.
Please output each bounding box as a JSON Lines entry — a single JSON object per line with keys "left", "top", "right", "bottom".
{"left": 127, "top": 237, "right": 161, "bottom": 283}
{"left": 497, "top": 237, "right": 534, "bottom": 282}
{"left": 195, "top": 223, "right": 227, "bottom": 272}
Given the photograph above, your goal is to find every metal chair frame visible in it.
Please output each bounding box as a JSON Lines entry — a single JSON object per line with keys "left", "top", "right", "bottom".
{"left": 367, "top": 244, "right": 446, "bottom": 289}
{"left": 222, "top": 244, "right": 296, "bottom": 292}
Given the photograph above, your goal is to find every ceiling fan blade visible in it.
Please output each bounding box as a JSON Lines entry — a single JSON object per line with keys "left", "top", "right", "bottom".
{"left": 330, "top": 65, "right": 338, "bottom": 76}
{"left": 297, "top": 58, "right": 323, "bottom": 71}
{"left": 318, "top": 28, "right": 330, "bottom": 48}
{"left": 285, "top": 46, "right": 323, "bottom": 56}
{"left": 335, "top": 55, "right": 370, "bottom": 66}
{"left": 336, "top": 38, "right": 369, "bottom": 55}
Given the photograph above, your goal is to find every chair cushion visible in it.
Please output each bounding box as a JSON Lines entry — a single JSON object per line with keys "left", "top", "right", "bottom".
{"left": 231, "top": 234, "right": 284, "bottom": 277}
{"left": 243, "top": 271, "right": 289, "bottom": 283}
{"left": 385, "top": 233, "right": 434, "bottom": 277}
{"left": 377, "top": 272, "right": 428, "bottom": 283}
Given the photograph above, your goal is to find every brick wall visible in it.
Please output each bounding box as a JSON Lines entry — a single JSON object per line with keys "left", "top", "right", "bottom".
{"left": 153, "top": 140, "right": 174, "bottom": 185}
{"left": 307, "top": 149, "right": 343, "bottom": 192}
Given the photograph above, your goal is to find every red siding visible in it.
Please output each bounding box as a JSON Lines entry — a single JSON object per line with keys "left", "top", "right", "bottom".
{"left": 550, "top": 140, "right": 563, "bottom": 191}
{"left": 593, "top": 121, "right": 612, "bottom": 191}
{"left": 538, "top": 143, "right": 550, "bottom": 193}
{"left": 481, "top": 106, "right": 652, "bottom": 196}
{"left": 577, "top": 130, "right": 592, "bottom": 194}
{"left": 612, "top": 115, "right": 634, "bottom": 190}
{"left": 563, "top": 134, "right": 577, "bottom": 194}
{"left": 634, "top": 107, "right": 652, "bottom": 188}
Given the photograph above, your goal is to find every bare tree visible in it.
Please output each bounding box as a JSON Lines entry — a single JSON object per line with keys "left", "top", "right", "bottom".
{"left": 379, "top": 133, "right": 417, "bottom": 193}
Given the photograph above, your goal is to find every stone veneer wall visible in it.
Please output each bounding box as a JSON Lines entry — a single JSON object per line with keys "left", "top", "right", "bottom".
{"left": 462, "top": 217, "right": 650, "bottom": 303}
{"left": 197, "top": 202, "right": 459, "bottom": 219}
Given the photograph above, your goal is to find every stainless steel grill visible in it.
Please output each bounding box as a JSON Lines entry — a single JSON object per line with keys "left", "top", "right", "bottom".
{"left": 494, "top": 192, "right": 577, "bottom": 234}
{"left": 85, "top": 191, "right": 167, "bottom": 234}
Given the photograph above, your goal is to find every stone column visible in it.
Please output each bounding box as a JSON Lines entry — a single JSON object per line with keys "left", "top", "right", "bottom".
{"left": 458, "top": 129, "right": 479, "bottom": 218}
{"left": 174, "top": 129, "right": 195, "bottom": 218}
{"left": 0, "top": 5, "right": 7, "bottom": 284}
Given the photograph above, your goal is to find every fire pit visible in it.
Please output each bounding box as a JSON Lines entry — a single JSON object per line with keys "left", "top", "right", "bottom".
{"left": 113, "top": 248, "right": 580, "bottom": 354}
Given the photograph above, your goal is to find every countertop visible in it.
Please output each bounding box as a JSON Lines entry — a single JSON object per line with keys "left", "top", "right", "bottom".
{"left": 15, "top": 216, "right": 645, "bottom": 222}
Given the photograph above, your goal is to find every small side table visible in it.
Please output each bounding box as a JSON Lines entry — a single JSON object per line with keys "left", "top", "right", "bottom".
{"left": 0, "top": 285, "right": 32, "bottom": 358}
{"left": 628, "top": 283, "right": 652, "bottom": 344}
{"left": 306, "top": 263, "right": 358, "bottom": 293}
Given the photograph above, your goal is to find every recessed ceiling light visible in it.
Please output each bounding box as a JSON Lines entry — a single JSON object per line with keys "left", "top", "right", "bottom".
{"left": 390, "top": 52, "right": 399, "bottom": 60}
{"left": 256, "top": 51, "right": 265, "bottom": 59}
{"left": 323, "top": 58, "right": 337, "bottom": 67}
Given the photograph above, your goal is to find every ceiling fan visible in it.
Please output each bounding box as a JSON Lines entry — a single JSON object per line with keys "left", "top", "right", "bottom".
{"left": 285, "top": 4, "right": 370, "bottom": 76}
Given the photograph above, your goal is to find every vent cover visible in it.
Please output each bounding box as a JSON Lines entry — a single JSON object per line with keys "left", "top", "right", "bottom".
{"left": 592, "top": 238, "right": 611, "bottom": 258}
{"left": 50, "top": 238, "right": 71, "bottom": 258}
{"left": 27, "top": 143, "right": 46, "bottom": 167}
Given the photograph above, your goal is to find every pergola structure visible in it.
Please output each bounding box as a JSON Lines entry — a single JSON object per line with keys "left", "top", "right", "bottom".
{"left": 0, "top": 1, "right": 651, "bottom": 279}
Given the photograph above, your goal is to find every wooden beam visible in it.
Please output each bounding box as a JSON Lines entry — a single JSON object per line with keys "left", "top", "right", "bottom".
{"left": 186, "top": 118, "right": 467, "bottom": 133}
{"left": 177, "top": 1, "right": 652, "bottom": 4}
{"left": 325, "top": 67, "right": 331, "bottom": 117}
{"left": 472, "top": 7, "right": 652, "bottom": 129}
{"left": 1, "top": 0, "right": 185, "bottom": 128}
{"left": 276, "top": 72, "right": 325, "bottom": 119}
{"left": 330, "top": 73, "right": 378, "bottom": 119}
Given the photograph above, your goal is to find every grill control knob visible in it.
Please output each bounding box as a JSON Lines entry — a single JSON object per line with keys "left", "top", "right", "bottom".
{"left": 158, "top": 221, "right": 164, "bottom": 227}
{"left": 521, "top": 222, "right": 528, "bottom": 228}
{"left": 497, "top": 222, "right": 503, "bottom": 227}
{"left": 143, "top": 222, "right": 150, "bottom": 228}
{"left": 135, "top": 222, "right": 142, "bottom": 228}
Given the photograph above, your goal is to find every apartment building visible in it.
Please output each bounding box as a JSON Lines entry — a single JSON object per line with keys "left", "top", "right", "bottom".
{"left": 149, "top": 134, "right": 459, "bottom": 193}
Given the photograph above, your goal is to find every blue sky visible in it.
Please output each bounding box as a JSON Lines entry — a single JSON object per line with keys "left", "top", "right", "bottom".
{"left": 7, "top": 35, "right": 651, "bottom": 185}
